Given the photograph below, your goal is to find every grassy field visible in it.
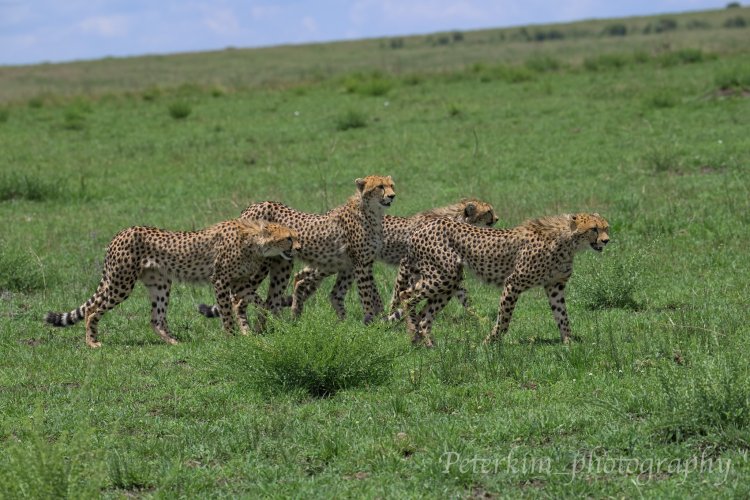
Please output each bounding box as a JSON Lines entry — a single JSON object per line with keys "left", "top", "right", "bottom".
{"left": 1, "top": 6, "right": 750, "bottom": 498}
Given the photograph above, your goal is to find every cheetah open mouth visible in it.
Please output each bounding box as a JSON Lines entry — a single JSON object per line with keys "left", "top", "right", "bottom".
{"left": 380, "top": 199, "right": 393, "bottom": 207}
{"left": 591, "top": 243, "right": 604, "bottom": 252}
{"left": 280, "top": 251, "right": 293, "bottom": 261}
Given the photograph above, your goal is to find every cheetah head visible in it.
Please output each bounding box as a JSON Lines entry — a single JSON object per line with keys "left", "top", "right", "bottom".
{"left": 255, "top": 223, "right": 301, "bottom": 261}
{"left": 355, "top": 175, "right": 396, "bottom": 209}
{"left": 570, "top": 213, "right": 610, "bottom": 253}
{"left": 460, "top": 198, "right": 499, "bottom": 227}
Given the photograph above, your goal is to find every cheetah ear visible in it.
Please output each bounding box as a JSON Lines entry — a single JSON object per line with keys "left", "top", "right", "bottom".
{"left": 569, "top": 215, "right": 578, "bottom": 233}
{"left": 463, "top": 203, "right": 477, "bottom": 217}
{"left": 593, "top": 212, "right": 600, "bottom": 217}
{"left": 355, "top": 178, "right": 366, "bottom": 193}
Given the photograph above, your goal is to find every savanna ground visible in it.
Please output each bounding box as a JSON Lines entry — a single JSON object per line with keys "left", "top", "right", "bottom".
{"left": 1, "top": 6, "right": 750, "bottom": 498}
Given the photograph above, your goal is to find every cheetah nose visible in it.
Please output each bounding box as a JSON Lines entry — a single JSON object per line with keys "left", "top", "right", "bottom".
{"left": 601, "top": 238, "right": 609, "bottom": 245}
{"left": 387, "top": 194, "right": 395, "bottom": 199}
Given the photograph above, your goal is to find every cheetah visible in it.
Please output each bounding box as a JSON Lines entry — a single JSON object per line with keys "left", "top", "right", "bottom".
{"left": 393, "top": 213, "right": 610, "bottom": 346}
{"left": 382, "top": 198, "right": 498, "bottom": 319}
{"left": 45, "top": 219, "right": 300, "bottom": 348}
{"left": 198, "top": 176, "right": 396, "bottom": 324}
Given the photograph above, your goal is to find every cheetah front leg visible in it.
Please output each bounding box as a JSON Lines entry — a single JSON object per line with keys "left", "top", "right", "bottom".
{"left": 231, "top": 286, "right": 265, "bottom": 335}
{"left": 265, "top": 258, "right": 292, "bottom": 314}
{"left": 211, "top": 275, "right": 237, "bottom": 334}
{"left": 484, "top": 281, "right": 524, "bottom": 344}
{"left": 353, "top": 263, "right": 382, "bottom": 324}
{"left": 329, "top": 269, "right": 353, "bottom": 320}
{"left": 545, "top": 282, "right": 572, "bottom": 344}
{"left": 415, "top": 293, "right": 454, "bottom": 348}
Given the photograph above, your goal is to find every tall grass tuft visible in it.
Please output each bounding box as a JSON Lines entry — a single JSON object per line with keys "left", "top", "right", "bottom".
{"left": 342, "top": 71, "right": 394, "bottom": 96}
{"left": 168, "top": 101, "right": 192, "bottom": 119}
{"left": 0, "top": 245, "right": 47, "bottom": 293}
{"left": 335, "top": 109, "right": 367, "bottom": 131}
{"left": 0, "top": 172, "right": 60, "bottom": 202}
{"left": 0, "top": 408, "right": 102, "bottom": 498}
{"left": 576, "top": 244, "right": 641, "bottom": 311}
{"left": 226, "top": 319, "right": 405, "bottom": 397}
{"left": 0, "top": 108, "right": 9, "bottom": 123}
{"left": 654, "top": 357, "right": 750, "bottom": 447}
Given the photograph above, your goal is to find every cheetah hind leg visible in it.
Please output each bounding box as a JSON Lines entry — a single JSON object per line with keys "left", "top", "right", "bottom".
{"left": 143, "top": 274, "right": 178, "bottom": 345}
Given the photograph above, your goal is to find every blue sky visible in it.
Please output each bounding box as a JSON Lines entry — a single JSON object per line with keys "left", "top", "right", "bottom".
{"left": 0, "top": 0, "right": 729, "bottom": 66}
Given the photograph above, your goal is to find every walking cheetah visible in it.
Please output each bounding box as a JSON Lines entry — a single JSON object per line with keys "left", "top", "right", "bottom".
{"left": 394, "top": 213, "right": 610, "bottom": 346}
{"left": 198, "top": 175, "right": 395, "bottom": 324}
{"left": 45, "top": 219, "right": 300, "bottom": 347}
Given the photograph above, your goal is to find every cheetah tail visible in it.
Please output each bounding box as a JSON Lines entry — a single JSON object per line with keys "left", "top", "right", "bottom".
{"left": 44, "top": 300, "right": 91, "bottom": 328}
{"left": 197, "top": 303, "right": 221, "bottom": 318}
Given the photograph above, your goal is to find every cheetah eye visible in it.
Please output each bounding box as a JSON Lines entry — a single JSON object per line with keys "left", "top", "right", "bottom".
{"left": 378, "top": 184, "right": 384, "bottom": 190}
{"left": 591, "top": 227, "right": 599, "bottom": 234}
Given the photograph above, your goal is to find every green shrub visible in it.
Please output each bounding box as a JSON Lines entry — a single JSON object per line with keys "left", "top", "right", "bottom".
{"left": 658, "top": 48, "right": 707, "bottom": 66}
{"left": 0, "top": 172, "right": 60, "bottom": 202}
{"left": 654, "top": 357, "right": 750, "bottom": 446}
{"left": 0, "top": 246, "right": 46, "bottom": 293}
{"left": 62, "top": 108, "right": 86, "bottom": 130}
{"left": 644, "top": 89, "right": 679, "bottom": 109}
{"left": 575, "top": 244, "right": 641, "bottom": 311}
{"left": 28, "top": 96, "right": 44, "bottom": 109}
{"left": 343, "top": 71, "right": 394, "bottom": 96}
{"left": 687, "top": 19, "right": 711, "bottom": 29}
{"left": 723, "top": 16, "right": 747, "bottom": 28}
{"left": 335, "top": 109, "right": 367, "bottom": 131}
{"left": 168, "top": 101, "right": 192, "bottom": 119}
{"left": 524, "top": 55, "right": 561, "bottom": 72}
{"left": 644, "top": 147, "right": 683, "bottom": 173}
{"left": 227, "top": 320, "right": 404, "bottom": 397}
{"left": 141, "top": 86, "right": 162, "bottom": 101}
{"left": 601, "top": 24, "right": 628, "bottom": 37}
{"left": 643, "top": 18, "right": 678, "bottom": 34}
{"left": 714, "top": 65, "right": 750, "bottom": 90}
{"left": 583, "top": 53, "right": 630, "bottom": 71}
{"left": 0, "top": 405, "right": 103, "bottom": 497}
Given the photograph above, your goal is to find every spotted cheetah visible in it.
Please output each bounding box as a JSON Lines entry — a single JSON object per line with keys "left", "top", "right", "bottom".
{"left": 394, "top": 213, "right": 610, "bottom": 346}
{"left": 198, "top": 176, "right": 395, "bottom": 324}
{"left": 45, "top": 219, "right": 300, "bottom": 348}
{"left": 383, "top": 198, "right": 498, "bottom": 319}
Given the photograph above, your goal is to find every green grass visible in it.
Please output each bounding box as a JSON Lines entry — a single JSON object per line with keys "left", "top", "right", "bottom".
{"left": 1, "top": 7, "right": 750, "bottom": 498}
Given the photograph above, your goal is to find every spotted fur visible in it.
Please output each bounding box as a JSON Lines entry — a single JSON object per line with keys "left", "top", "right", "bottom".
{"left": 45, "top": 219, "right": 300, "bottom": 347}
{"left": 394, "top": 213, "right": 610, "bottom": 346}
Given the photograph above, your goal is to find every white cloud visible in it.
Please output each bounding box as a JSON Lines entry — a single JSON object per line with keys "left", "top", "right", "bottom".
{"left": 301, "top": 16, "right": 319, "bottom": 36}
{"left": 77, "top": 15, "right": 130, "bottom": 37}
{"left": 204, "top": 8, "right": 240, "bottom": 35}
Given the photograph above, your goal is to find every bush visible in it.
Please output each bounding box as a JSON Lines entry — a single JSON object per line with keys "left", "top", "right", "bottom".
{"left": 335, "top": 109, "right": 367, "bottom": 131}
{"left": 723, "top": 15, "right": 747, "bottom": 28}
{"left": 0, "top": 246, "right": 46, "bottom": 293}
{"left": 601, "top": 24, "right": 628, "bottom": 36}
{"left": 644, "top": 89, "right": 679, "bottom": 109}
{"left": 0, "top": 172, "right": 60, "bottom": 202}
{"left": 654, "top": 357, "right": 750, "bottom": 446}
{"left": 342, "top": 71, "right": 393, "bottom": 96}
{"left": 714, "top": 65, "right": 750, "bottom": 90}
{"left": 227, "top": 320, "right": 404, "bottom": 397}
{"left": 643, "top": 18, "right": 678, "bottom": 34}
{"left": 168, "top": 101, "right": 192, "bottom": 119}
{"left": 524, "top": 55, "right": 561, "bottom": 72}
{"left": 687, "top": 19, "right": 711, "bottom": 29}
{"left": 575, "top": 244, "right": 641, "bottom": 311}
{"left": 62, "top": 108, "right": 86, "bottom": 130}
{"left": 583, "top": 53, "right": 630, "bottom": 71}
